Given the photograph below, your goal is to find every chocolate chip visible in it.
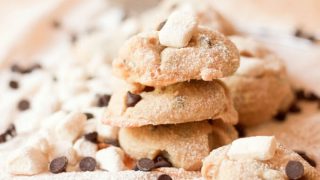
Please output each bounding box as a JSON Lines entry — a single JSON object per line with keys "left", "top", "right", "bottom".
{"left": 288, "top": 103, "right": 301, "bottom": 114}
{"left": 143, "top": 86, "right": 155, "bottom": 92}
{"left": 84, "top": 132, "right": 98, "bottom": 143}
{"left": 157, "top": 20, "right": 167, "bottom": 31}
{"left": 273, "top": 111, "right": 287, "bottom": 122}
{"left": 126, "top": 91, "right": 142, "bottom": 107}
{"left": 97, "top": 94, "right": 111, "bottom": 107}
{"left": 305, "top": 92, "right": 319, "bottom": 102}
{"left": 52, "top": 20, "right": 61, "bottom": 29}
{"left": 307, "top": 35, "right": 316, "bottom": 42}
{"left": 234, "top": 124, "right": 246, "bottom": 137}
{"left": 9, "top": 80, "right": 19, "bottom": 89}
{"left": 136, "top": 158, "right": 155, "bottom": 171}
{"left": 295, "top": 150, "right": 317, "bottom": 167}
{"left": 199, "top": 35, "right": 212, "bottom": 48}
{"left": 285, "top": 161, "right": 304, "bottom": 180}
{"left": 158, "top": 174, "right": 172, "bottom": 180}
{"left": 10, "top": 63, "right": 41, "bottom": 74}
{"left": 294, "top": 29, "right": 303, "bottom": 38}
{"left": 154, "top": 155, "right": 172, "bottom": 168}
{"left": 132, "top": 165, "right": 139, "bottom": 171}
{"left": 11, "top": 64, "right": 21, "bottom": 73}
{"left": 0, "top": 134, "right": 6, "bottom": 143}
{"left": 295, "top": 89, "right": 306, "bottom": 100}
{"left": 105, "top": 139, "right": 120, "bottom": 147}
{"left": 0, "top": 124, "right": 16, "bottom": 143}
{"left": 79, "top": 157, "right": 96, "bottom": 171}
{"left": 70, "top": 33, "right": 78, "bottom": 44}
{"left": 49, "top": 156, "right": 68, "bottom": 174}
{"left": 17, "top": 99, "right": 30, "bottom": 111}
{"left": 84, "top": 113, "right": 94, "bottom": 120}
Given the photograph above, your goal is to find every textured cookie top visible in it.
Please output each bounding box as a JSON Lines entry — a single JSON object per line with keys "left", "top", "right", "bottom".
{"left": 202, "top": 141, "right": 320, "bottom": 180}
{"left": 119, "top": 120, "right": 238, "bottom": 171}
{"left": 222, "top": 36, "right": 294, "bottom": 126}
{"left": 103, "top": 80, "right": 238, "bottom": 127}
{"left": 113, "top": 27, "right": 239, "bottom": 86}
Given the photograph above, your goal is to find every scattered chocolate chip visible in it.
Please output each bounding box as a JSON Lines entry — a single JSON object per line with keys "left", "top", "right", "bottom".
{"left": 305, "top": 92, "right": 319, "bottom": 102}
{"left": 143, "top": 86, "right": 155, "bottom": 92}
{"left": 52, "top": 20, "right": 61, "bottom": 29}
{"left": 84, "top": 132, "right": 98, "bottom": 143}
{"left": 0, "top": 134, "right": 5, "bottom": 143}
{"left": 105, "top": 139, "right": 120, "bottom": 147}
{"left": 288, "top": 103, "right": 301, "bottom": 114}
{"left": 294, "top": 29, "right": 303, "bottom": 38}
{"left": 11, "top": 64, "right": 21, "bottom": 73}
{"left": 97, "top": 94, "right": 111, "bottom": 107}
{"left": 285, "top": 160, "right": 304, "bottom": 180}
{"left": 154, "top": 155, "right": 172, "bottom": 168}
{"left": 307, "top": 35, "right": 316, "bottom": 42}
{"left": 126, "top": 91, "right": 142, "bottom": 107}
{"left": 10, "top": 63, "right": 41, "bottom": 74}
{"left": 0, "top": 124, "right": 16, "bottom": 143}
{"left": 17, "top": 99, "right": 30, "bottom": 111}
{"left": 295, "top": 89, "right": 306, "bottom": 100}
{"left": 295, "top": 150, "right": 317, "bottom": 167}
{"left": 136, "top": 158, "right": 155, "bottom": 171}
{"left": 157, "top": 20, "right": 167, "bottom": 31}
{"left": 273, "top": 111, "right": 287, "bottom": 122}
{"left": 9, "top": 80, "right": 19, "bottom": 89}
{"left": 79, "top": 157, "right": 96, "bottom": 171}
{"left": 70, "top": 33, "right": 78, "bottom": 44}
{"left": 234, "top": 124, "right": 246, "bottom": 137}
{"left": 49, "top": 156, "right": 68, "bottom": 174}
{"left": 240, "top": 50, "right": 254, "bottom": 57}
{"left": 158, "top": 174, "right": 172, "bottom": 180}
{"left": 84, "top": 113, "right": 94, "bottom": 120}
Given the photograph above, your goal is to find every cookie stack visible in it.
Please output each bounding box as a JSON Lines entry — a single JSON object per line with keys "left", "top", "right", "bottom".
{"left": 103, "top": 9, "right": 240, "bottom": 171}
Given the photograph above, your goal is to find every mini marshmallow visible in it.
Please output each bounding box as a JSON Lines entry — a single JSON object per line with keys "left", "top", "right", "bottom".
{"left": 159, "top": 9, "right": 197, "bottom": 48}
{"left": 55, "top": 112, "right": 86, "bottom": 142}
{"left": 49, "top": 141, "right": 78, "bottom": 165}
{"left": 7, "top": 147, "right": 48, "bottom": 175}
{"left": 96, "top": 146, "right": 127, "bottom": 172}
{"left": 227, "top": 136, "right": 276, "bottom": 161}
{"left": 73, "top": 138, "right": 97, "bottom": 158}
{"left": 97, "top": 119, "right": 119, "bottom": 141}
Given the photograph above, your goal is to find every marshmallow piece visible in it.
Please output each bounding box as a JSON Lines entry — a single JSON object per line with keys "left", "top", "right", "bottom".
{"left": 227, "top": 136, "right": 276, "bottom": 161}
{"left": 7, "top": 147, "right": 48, "bottom": 175}
{"left": 49, "top": 141, "right": 78, "bottom": 165}
{"left": 55, "top": 112, "right": 86, "bottom": 142}
{"left": 97, "top": 119, "right": 119, "bottom": 140}
{"left": 159, "top": 9, "right": 197, "bottom": 48}
{"left": 27, "top": 135, "right": 50, "bottom": 154}
{"left": 73, "top": 138, "right": 97, "bottom": 158}
{"left": 96, "top": 147, "right": 127, "bottom": 172}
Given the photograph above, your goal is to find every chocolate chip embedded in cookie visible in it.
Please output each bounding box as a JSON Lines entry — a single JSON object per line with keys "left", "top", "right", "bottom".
{"left": 202, "top": 137, "right": 320, "bottom": 180}
{"left": 119, "top": 120, "right": 238, "bottom": 171}
{"left": 222, "top": 36, "right": 294, "bottom": 126}
{"left": 113, "top": 26, "right": 239, "bottom": 87}
{"left": 104, "top": 80, "right": 238, "bottom": 127}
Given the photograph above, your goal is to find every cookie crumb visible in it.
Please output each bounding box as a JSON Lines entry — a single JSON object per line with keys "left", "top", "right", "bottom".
{"left": 285, "top": 160, "right": 304, "bottom": 180}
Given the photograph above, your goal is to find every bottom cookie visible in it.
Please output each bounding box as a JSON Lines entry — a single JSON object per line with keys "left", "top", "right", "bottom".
{"left": 119, "top": 120, "right": 238, "bottom": 171}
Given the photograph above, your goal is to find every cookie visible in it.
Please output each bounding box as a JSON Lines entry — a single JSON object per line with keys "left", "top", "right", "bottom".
{"left": 140, "top": 0, "right": 235, "bottom": 35}
{"left": 103, "top": 80, "right": 238, "bottom": 127}
{"left": 222, "top": 36, "right": 294, "bottom": 126}
{"left": 119, "top": 120, "right": 238, "bottom": 171}
{"left": 202, "top": 139, "right": 320, "bottom": 180}
{"left": 113, "top": 27, "right": 239, "bottom": 87}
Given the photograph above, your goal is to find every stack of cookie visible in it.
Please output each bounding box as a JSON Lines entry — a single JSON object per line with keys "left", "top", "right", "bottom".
{"left": 103, "top": 9, "right": 240, "bottom": 171}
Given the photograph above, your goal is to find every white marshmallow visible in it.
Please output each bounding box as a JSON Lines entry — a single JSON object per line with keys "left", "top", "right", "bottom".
{"left": 7, "top": 147, "right": 48, "bottom": 175}
{"left": 49, "top": 141, "right": 78, "bottom": 165}
{"left": 96, "top": 147, "right": 127, "bottom": 172}
{"left": 159, "top": 9, "right": 197, "bottom": 48}
{"left": 55, "top": 112, "right": 86, "bottom": 142}
{"left": 96, "top": 119, "right": 119, "bottom": 141}
{"left": 73, "top": 138, "right": 97, "bottom": 158}
{"left": 227, "top": 136, "right": 277, "bottom": 161}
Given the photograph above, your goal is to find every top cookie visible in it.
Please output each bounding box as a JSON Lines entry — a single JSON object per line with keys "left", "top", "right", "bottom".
{"left": 113, "top": 26, "right": 239, "bottom": 86}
